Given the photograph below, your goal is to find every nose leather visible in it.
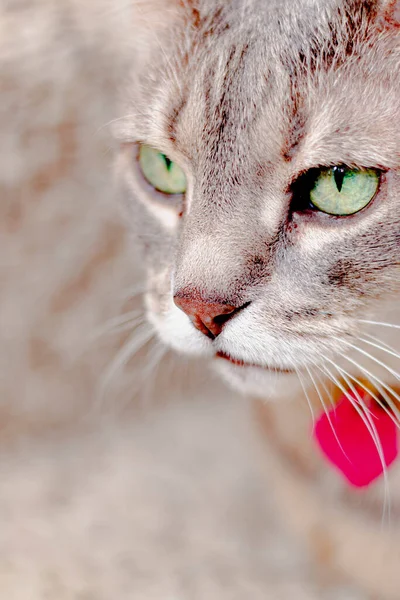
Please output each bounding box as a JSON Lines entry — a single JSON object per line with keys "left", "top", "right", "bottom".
{"left": 173, "top": 294, "right": 238, "bottom": 339}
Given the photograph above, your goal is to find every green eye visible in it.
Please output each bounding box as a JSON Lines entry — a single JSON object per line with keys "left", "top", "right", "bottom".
{"left": 138, "top": 144, "right": 187, "bottom": 195}
{"left": 310, "top": 166, "right": 379, "bottom": 216}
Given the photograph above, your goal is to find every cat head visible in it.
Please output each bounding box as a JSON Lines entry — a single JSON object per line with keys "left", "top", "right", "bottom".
{"left": 115, "top": 0, "right": 400, "bottom": 399}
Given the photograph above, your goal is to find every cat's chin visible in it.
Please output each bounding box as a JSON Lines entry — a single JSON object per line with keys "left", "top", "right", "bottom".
{"left": 212, "top": 359, "right": 302, "bottom": 401}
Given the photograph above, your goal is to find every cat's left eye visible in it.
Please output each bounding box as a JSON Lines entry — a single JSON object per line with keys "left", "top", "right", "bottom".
{"left": 138, "top": 144, "right": 187, "bottom": 195}
{"left": 308, "top": 166, "right": 380, "bottom": 216}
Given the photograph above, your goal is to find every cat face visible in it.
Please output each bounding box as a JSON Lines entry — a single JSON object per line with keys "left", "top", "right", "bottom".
{"left": 116, "top": 0, "right": 400, "bottom": 399}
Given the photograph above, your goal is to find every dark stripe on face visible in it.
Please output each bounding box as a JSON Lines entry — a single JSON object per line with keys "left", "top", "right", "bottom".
{"left": 282, "top": 82, "right": 307, "bottom": 161}
{"left": 211, "top": 45, "right": 239, "bottom": 153}
{"left": 167, "top": 7, "right": 231, "bottom": 146}
{"left": 205, "top": 43, "right": 251, "bottom": 158}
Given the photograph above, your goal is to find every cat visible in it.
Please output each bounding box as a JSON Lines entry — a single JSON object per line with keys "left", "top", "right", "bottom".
{"left": 115, "top": 0, "right": 400, "bottom": 597}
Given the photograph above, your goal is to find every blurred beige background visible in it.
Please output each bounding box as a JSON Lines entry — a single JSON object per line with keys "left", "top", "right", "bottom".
{"left": 0, "top": 2, "right": 367, "bottom": 598}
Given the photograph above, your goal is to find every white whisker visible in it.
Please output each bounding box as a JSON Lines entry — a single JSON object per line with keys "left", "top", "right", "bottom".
{"left": 91, "top": 310, "right": 144, "bottom": 340}
{"left": 312, "top": 367, "right": 337, "bottom": 410}
{"left": 325, "top": 358, "right": 374, "bottom": 419}
{"left": 362, "top": 332, "right": 400, "bottom": 355}
{"left": 139, "top": 342, "right": 168, "bottom": 408}
{"left": 318, "top": 365, "right": 383, "bottom": 460}
{"left": 334, "top": 363, "right": 400, "bottom": 432}
{"left": 318, "top": 362, "right": 391, "bottom": 523}
{"left": 96, "top": 113, "right": 142, "bottom": 135}
{"left": 122, "top": 281, "right": 147, "bottom": 301}
{"left": 321, "top": 364, "right": 378, "bottom": 443}
{"left": 358, "top": 319, "right": 400, "bottom": 330}
{"left": 333, "top": 336, "right": 400, "bottom": 384}
{"left": 337, "top": 352, "right": 400, "bottom": 424}
{"left": 357, "top": 335, "right": 400, "bottom": 363}
{"left": 307, "top": 365, "right": 348, "bottom": 458}
{"left": 296, "top": 368, "right": 315, "bottom": 426}
{"left": 97, "top": 323, "right": 155, "bottom": 406}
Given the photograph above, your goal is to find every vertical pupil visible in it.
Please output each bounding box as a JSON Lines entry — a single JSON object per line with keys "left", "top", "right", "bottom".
{"left": 333, "top": 166, "right": 346, "bottom": 192}
{"left": 162, "top": 154, "right": 172, "bottom": 171}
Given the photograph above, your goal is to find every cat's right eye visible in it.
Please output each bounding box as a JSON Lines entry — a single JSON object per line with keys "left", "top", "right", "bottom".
{"left": 293, "top": 166, "right": 380, "bottom": 217}
{"left": 138, "top": 144, "right": 187, "bottom": 195}
{"left": 309, "top": 166, "right": 379, "bottom": 216}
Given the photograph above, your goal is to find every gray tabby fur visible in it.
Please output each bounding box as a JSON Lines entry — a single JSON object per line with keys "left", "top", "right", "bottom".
{"left": 115, "top": 0, "right": 400, "bottom": 401}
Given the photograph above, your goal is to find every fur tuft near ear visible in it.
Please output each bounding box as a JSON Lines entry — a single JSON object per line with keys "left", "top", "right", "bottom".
{"left": 130, "top": 0, "right": 198, "bottom": 59}
{"left": 132, "top": 0, "right": 194, "bottom": 34}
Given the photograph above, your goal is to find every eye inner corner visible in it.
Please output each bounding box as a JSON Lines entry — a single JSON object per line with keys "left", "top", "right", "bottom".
{"left": 289, "top": 168, "right": 319, "bottom": 212}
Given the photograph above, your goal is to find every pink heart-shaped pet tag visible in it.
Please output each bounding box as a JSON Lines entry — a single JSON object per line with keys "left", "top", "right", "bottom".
{"left": 314, "top": 391, "right": 398, "bottom": 488}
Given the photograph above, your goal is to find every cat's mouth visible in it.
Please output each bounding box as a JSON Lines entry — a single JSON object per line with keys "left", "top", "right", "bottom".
{"left": 215, "top": 352, "right": 295, "bottom": 374}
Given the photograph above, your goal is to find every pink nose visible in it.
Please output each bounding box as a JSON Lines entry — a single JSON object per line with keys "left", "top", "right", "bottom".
{"left": 173, "top": 293, "right": 238, "bottom": 339}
